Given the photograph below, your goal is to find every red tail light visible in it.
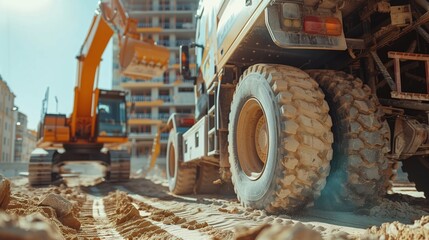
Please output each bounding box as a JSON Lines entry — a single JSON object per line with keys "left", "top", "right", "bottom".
{"left": 304, "top": 16, "right": 342, "bottom": 36}
{"left": 304, "top": 16, "right": 324, "bottom": 35}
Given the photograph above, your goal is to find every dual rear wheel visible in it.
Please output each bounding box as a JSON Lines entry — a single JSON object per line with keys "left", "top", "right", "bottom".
{"left": 166, "top": 64, "right": 391, "bottom": 213}
{"left": 166, "top": 131, "right": 220, "bottom": 194}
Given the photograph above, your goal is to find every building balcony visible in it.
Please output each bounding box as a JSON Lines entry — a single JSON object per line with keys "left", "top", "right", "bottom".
{"left": 129, "top": 95, "right": 151, "bottom": 102}
{"left": 129, "top": 3, "right": 195, "bottom": 11}
{"left": 128, "top": 132, "right": 154, "bottom": 140}
{"left": 158, "top": 40, "right": 171, "bottom": 47}
{"left": 136, "top": 23, "right": 195, "bottom": 33}
{"left": 158, "top": 114, "right": 170, "bottom": 121}
{"left": 122, "top": 77, "right": 164, "bottom": 83}
{"left": 176, "top": 22, "right": 194, "bottom": 29}
{"left": 159, "top": 95, "right": 172, "bottom": 102}
{"left": 156, "top": 40, "right": 193, "bottom": 49}
{"left": 127, "top": 95, "right": 164, "bottom": 107}
{"left": 128, "top": 113, "right": 162, "bottom": 125}
{"left": 121, "top": 77, "right": 165, "bottom": 89}
{"left": 175, "top": 40, "right": 193, "bottom": 47}
{"left": 129, "top": 113, "right": 151, "bottom": 119}
{"left": 129, "top": 4, "right": 196, "bottom": 16}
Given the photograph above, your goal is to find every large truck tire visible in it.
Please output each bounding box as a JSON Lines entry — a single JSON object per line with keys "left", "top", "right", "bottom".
{"left": 196, "top": 164, "right": 221, "bottom": 194}
{"left": 402, "top": 157, "right": 429, "bottom": 198}
{"left": 166, "top": 129, "right": 197, "bottom": 195}
{"left": 228, "top": 64, "right": 333, "bottom": 213}
{"left": 307, "top": 70, "right": 390, "bottom": 210}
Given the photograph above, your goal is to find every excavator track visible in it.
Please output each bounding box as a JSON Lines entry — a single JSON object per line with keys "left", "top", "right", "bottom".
{"left": 108, "top": 150, "right": 130, "bottom": 182}
{"left": 28, "top": 150, "right": 55, "bottom": 186}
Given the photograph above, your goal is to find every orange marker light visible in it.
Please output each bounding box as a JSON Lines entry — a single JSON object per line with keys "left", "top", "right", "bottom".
{"left": 325, "top": 17, "right": 342, "bottom": 36}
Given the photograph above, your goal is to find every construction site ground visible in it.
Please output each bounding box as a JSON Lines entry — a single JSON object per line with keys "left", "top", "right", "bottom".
{"left": 0, "top": 164, "right": 428, "bottom": 240}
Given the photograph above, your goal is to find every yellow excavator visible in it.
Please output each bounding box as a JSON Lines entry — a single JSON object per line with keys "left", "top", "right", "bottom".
{"left": 29, "top": 0, "right": 169, "bottom": 185}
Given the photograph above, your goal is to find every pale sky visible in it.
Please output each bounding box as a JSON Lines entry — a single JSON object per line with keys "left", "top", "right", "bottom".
{"left": 0, "top": 0, "right": 113, "bottom": 130}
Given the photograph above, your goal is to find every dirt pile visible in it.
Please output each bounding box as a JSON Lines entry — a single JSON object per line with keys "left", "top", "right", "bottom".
{"left": 234, "top": 223, "right": 324, "bottom": 240}
{"left": 0, "top": 212, "right": 64, "bottom": 240}
{"left": 368, "top": 215, "right": 429, "bottom": 239}
{"left": 233, "top": 222, "right": 386, "bottom": 240}
{"left": 368, "top": 198, "right": 428, "bottom": 222}
{"left": 104, "top": 191, "right": 180, "bottom": 239}
{"left": 39, "top": 193, "right": 81, "bottom": 230}
{"left": 3, "top": 180, "right": 87, "bottom": 239}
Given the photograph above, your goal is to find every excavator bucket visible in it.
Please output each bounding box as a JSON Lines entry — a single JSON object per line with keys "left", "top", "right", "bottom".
{"left": 119, "top": 36, "right": 169, "bottom": 79}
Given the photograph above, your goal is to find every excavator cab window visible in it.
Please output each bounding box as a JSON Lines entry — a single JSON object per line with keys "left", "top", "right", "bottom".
{"left": 97, "top": 97, "right": 127, "bottom": 137}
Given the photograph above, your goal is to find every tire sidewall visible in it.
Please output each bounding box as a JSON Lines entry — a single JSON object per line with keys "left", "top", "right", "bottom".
{"left": 166, "top": 130, "right": 181, "bottom": 192}
{"left": 229, "top": 72, "right": 281, "bottom": 206}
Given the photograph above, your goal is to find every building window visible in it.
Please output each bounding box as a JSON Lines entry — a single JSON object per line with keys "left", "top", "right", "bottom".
{"left": 159, "top": 145, "right": 167, "bottom": 157}
{"left": 176, "top": 107, "right": 192, "bottom": 114}
{"left": 142, "top": 125, "right": 151, "bottom": 133}
{"left": 178, "top": 87, "right": 194, "bottom": 93}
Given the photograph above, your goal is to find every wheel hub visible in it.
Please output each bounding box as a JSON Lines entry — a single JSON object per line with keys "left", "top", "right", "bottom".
{"left": 255, "top": 116, "right": 268, "bottom": 164}
{"left": 236, "top": 98, "right": 269, "bottom": 180}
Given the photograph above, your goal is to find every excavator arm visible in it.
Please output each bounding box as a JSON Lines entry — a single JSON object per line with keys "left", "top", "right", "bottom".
{"left": 70, "top": 12, "right": 114, "bottom": 140}
{"left": 69, "top": 0, "right": 169, "bottom": 140}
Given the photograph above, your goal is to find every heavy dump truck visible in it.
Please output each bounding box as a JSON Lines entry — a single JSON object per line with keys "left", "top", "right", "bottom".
{"left": 29, "top": 0, "right": 169, "bottom": 185}
{"left": 161, "top": 0, "right": 429, "bottom": 213}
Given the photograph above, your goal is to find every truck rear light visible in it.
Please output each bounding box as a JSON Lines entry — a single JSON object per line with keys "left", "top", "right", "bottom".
{"left": 325, "top": 17, "right": 342, "bottom": 36}
{"left": 304, "top": 16, "right": 343, "bottom": 36}
{"left": 304, "top": 16, "right": 324, "bottom": 35}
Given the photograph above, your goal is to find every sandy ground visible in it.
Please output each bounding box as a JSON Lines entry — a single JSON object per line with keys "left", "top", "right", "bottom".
{"left": 0, "top": 169, "right": 428, "bottom": 240}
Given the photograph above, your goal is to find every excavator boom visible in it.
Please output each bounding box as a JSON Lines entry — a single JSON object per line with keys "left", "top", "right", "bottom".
{"left": 71, "top": 13, "right": 114, "bottom": 139}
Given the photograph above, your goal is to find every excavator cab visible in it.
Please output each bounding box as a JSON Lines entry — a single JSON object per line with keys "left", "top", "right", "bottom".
{"left": 96, "top": 89, "right": 128, "bottom": 139}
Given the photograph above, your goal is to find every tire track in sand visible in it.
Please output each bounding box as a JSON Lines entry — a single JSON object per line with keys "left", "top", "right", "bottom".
{"left": 115, "top": 186, "right": 241, "bottom": 239}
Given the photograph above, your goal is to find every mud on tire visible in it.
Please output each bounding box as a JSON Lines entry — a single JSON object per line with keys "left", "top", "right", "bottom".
{"left": 307, "top": 70, "right": 390, "bottom": 210}
{"left": 228, "top": 64, "right": 333, "bottom": 213}
{"left": 166, "top": 129, "right": 197, "bottom": 195}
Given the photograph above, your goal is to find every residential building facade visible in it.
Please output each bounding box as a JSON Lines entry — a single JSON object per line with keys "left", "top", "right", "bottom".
{"left": 14, "top": 112, "right": 37, "bottom": 162}
{"left": 0, "top": 75, "right": 16, "bottom": 162}
{"left": 113, "top": 0, "right": 197, "bottom": 169}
